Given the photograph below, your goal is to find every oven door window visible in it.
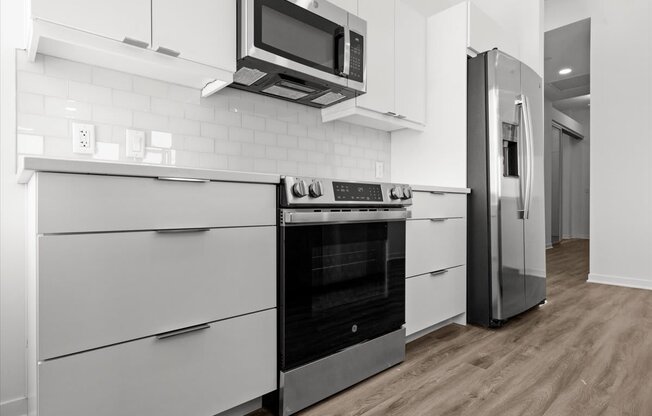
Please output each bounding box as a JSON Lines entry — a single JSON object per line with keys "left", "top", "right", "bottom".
{"left": 254, "top": 0, "right": 343, "bottom": 75}
{"left": 281, "top": 221, "right": 405, "bottom": 371}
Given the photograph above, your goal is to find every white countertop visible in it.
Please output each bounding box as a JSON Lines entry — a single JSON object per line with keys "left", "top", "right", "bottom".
{"left": 411, "top": 184, "right": 471, "bottom": 194}
{"left": 17, "top": 157, "right": 281, "bottom": 185}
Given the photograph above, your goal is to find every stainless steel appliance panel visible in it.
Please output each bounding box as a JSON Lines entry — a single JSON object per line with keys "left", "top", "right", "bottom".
{"left": 487, "top": 50, "right": 526, "bottom": 320}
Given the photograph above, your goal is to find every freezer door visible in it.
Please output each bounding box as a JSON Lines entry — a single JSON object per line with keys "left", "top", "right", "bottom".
{"left": 486, "top": 50, "right": 526, "bottom": 320}
{"left": 521, "top": 63, "right": 547, "bottom": 308}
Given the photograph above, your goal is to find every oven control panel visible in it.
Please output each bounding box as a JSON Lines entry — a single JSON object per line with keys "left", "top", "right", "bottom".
{"left": 281, "top": 176, "right": 412, "bottom": 207}
{"left": 333, "top": 182, "right": 382, "bottom": 202}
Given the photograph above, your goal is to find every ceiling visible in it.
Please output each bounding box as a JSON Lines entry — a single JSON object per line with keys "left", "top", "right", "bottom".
{"left": 553, "top": 94, "right": 591, "bottom": 112}
{"left": 544, "top": 18, "right": 591, "bottom": 102}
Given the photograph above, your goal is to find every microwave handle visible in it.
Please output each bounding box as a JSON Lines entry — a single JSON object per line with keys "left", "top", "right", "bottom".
{"left": 341, "top": 28, "right": 351, "bottom": 77}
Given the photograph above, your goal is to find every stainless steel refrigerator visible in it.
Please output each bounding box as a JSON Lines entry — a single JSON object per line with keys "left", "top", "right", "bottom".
{"left": 467, "top": 49, "right": 547, "bottom": 327}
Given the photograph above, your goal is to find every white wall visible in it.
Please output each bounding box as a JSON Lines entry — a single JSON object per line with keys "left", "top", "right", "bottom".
{"left": 391, "top": 0, "right": 543, "bottom": 186}
{"left": 546, "top": 0, "right": 652, "bottom": 289}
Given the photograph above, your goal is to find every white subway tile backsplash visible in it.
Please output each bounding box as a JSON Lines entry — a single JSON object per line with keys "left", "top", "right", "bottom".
{"left": 18, "top": 72, "right": 67, "bottom": 97}
{"left": 92, "top": 67, "right": 132, "bottom": 91}
{"left": 45, "top": 56, "right": 92, "bottom": 83}
{"left": 69, "top": 81, "right": 112, "bottom": 105}
{"left": 17, "top": 93, "right": 44, "bottom": 115}
{"left": 93, "top": 105, "right": 132, "bottom": 126}
{"left": 16, "top": 52, "right": 391, "bottom": 181}
{"left": 17, "top": 134, "right": 44, "bottom": 155}
{"left": 113, "top": 90, "right": 150, "bottom": 112}
{"left": 185, "top": 136, "right": 214, "bottom": 153}
{"left": 229, "top": 127, "right": 254, "bottom": 143}
{"left": 45, "top": 97, "right": 92, "bottom": 120}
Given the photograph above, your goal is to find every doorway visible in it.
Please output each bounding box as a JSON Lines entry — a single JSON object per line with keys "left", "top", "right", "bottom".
{"left": 550, "top": 125, "right": 562, "bottom": 244}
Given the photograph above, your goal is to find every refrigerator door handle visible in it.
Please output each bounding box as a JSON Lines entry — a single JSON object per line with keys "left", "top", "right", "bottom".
{"left": 520, "top": 95, "right": 535, "bottom": 220}
{"left": 515, "top": 97, "right": 527, "bottom": 218}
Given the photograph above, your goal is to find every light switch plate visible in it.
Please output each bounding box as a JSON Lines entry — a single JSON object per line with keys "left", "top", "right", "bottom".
{"left": 375, "top": 161, "right": 384, "bottom": 178}
{"left": 126, "top": 129, "right": 146, "bottom": 158}
{"left": 72, "top": 123, "right": 95, "bottom": 154}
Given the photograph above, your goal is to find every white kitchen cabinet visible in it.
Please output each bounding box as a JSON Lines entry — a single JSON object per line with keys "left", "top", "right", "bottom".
{"left": 27, "top": 0, "right": 234, "bottom": 96}
{"left": 406, "top": 266, "right": 466, "bottom": 336}
{"left": 152, "top": 0, "right": 236, "bottom": 70}
{"left": 395, "top": 0, "right": 426, "bottom": 125}
{"left": 25, "top": 170, "right": 278, "bottom": 416}
{"left": 405, "top": 189, "right": 469, "bottom": 339}
{"left": 322, "top": 0, "right": 426, "bottom": 132}
{"left": 38, "top": 310, "right": 276, "bottom": 416}
{"left": 355, "top": 0, "right": 395, "bottom": 116}
{"left": 30, "top": 0, "right": 151, "bottom": 46}
{"left": 328, "top": 0, "right": 358, "bottom": 14}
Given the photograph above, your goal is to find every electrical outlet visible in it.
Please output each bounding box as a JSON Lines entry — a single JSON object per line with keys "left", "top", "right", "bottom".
{"left": 72, "top": 123, "right": 95, "bottom": 154}
{"left": 375, "top": 161, "right": 384, "bottom": 178}
{"left": 126, "top": 129, "right": 146, "bottom": 158}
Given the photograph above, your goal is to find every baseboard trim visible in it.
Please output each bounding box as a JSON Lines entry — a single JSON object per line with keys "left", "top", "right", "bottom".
{"left": 588, "top": 273, "right": 652, "bottom": 291}
{"left": 0, "top": 397, "right": 27, "bottom": 416}
{"left": 406, "top": 312, "right": 466, "bottom": 344}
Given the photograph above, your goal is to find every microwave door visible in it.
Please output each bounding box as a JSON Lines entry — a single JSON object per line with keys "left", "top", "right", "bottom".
{"left": 242, "top": 0, "right": 350, "bottom": 88}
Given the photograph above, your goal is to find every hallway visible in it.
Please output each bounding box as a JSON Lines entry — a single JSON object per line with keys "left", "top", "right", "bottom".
{"left": 257, "top": 240, "right": 652, "bottom": 416}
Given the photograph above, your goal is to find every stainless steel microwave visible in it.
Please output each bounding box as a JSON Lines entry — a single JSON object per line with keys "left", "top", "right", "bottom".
{"left": 233, "top": 0, "right": 367, "bottom": 108}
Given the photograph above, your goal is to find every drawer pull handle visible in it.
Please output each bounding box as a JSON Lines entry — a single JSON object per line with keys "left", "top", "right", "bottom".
{"left": 156, "top": 46, "right": 181, "bottom": 57}
{"left": 156, "top": 323, "right": 210, "bottom": 340}
{"left": 157, "top": 176, "right": 210, "bottom": 183}
{"left": 430, "top": 269, "right": 449, "bottom": 276}
{"left": 429, "top": 191, "right": 446, "bottom": 195}
{"left": 122, "top": 37, "right": 150, "bottom": 48}
{"left": 156, "top": 228, "right": 210, "bottom": 234}
{"left": 430, "top": 218, "right": 448, "bottom": 222}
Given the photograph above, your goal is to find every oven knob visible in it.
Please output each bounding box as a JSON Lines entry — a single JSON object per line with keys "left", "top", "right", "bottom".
{"left": 292, "top": 180, "right": 308, "bottom": 197}
{"left": 309, "top": 181, "right": 324, "bottom": 198}
{"left": 402, "top": 186, "right": 413, "bottom": 199}
{"left": 390, "top": 186, "right": 404, "bottom": 200}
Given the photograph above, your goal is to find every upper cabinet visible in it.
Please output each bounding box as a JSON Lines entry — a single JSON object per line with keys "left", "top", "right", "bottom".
{"left": 152, "top": 0, "right": 236, "bottom": 71}
{"left": 321, "top": 0, "right": 426, "bottom": 132}
{"left": 354, "top": 0, "right": 396, "bottom": 116}
{"left": 30, "top": 0, "right": 151, "bottom": 46}
{"left": 27, "top": 0, "right": 235, "bottom": 97}
{"left": 327, "top": 0, "right": 358, "bottom": 14}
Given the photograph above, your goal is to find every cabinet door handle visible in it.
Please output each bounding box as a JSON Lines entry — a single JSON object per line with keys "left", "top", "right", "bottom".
{"left": 156, "top": 323, "right": 210, "bottom": 340}
{"left": 123, "top": 37, "right": 150, "bottom": 48}
{"left": 430, "top": 269, "right": 449, "bottom": 276}
{"left": 429, "top": 218, "right": 448, "bottom": 222}
{"left": 156, "top": 46, "right": 181, "bottom": 57}
{"left": 155, "top": 228, "right": 210, "bottom": 234}
{"left": 385, "top": 111, "right": 398, "bottom": 117}
{"left": 157, "top": 176, "right": 210, "bottom": 183}
{"left": 429, "top": 191, "right": 446, "bottom": 195}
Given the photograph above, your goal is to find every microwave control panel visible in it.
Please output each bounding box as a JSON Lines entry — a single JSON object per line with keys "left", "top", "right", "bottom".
{"left": 349, "top": 32, "right": 364, "bottom": 83}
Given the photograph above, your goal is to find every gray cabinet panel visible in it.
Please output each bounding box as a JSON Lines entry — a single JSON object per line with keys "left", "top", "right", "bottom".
{"left": 36, "top": 172, "right": 276, "bottom": 233}
{"left": 38, "top": 310, "right": 277, "bottom": 416}
{"left": 39, "top": 226, "right": 276, "bottom": 360}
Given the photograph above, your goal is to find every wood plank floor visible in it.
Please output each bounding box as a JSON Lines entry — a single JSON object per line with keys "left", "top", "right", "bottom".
{"left": 252, "top": 240, "right": 652, "bottom": 416}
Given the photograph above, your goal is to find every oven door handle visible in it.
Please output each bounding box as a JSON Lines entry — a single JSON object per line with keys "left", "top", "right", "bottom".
{"left": 282, "top": 209, "right": 408, "bottom": 225}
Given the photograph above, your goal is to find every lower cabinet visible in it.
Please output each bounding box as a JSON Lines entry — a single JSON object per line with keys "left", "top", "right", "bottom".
{"left": 38, "top": 309, "right": 277, "bottom": 416}
{"left": 406, "top": 266, "right": 466, "bottom": 336}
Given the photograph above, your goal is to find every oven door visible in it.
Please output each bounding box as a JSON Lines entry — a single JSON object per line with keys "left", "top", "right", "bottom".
{"left": 240, "top": 0, "right": 363, "bottom": 90}
{"left": 280, "top": 210, "right": 406, "bottom": 371}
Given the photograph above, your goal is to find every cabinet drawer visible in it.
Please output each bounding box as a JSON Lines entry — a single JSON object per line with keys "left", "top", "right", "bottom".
{"left": 38, "top": 309, "right": 277, "bottom": 416}
{"left": 38, "top": 226, "right": 276, "bottom": 360}
{"left": 406, "top": 218, "right": 465, "bottom": 278}
{"left": 410, "top": 191, "right": 466, "bottom": 220}
{"left": 36, "top": 172, "right": 276, "bottom": 233}
{"left": 406, "top": 265, "right": 466, "bottom": 336}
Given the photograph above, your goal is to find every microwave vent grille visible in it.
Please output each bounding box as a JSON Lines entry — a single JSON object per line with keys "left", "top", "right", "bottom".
{"left": 234, "top": 67, "right": 268, "bottom": 86}
{"left": 311, "top": 92, "right": 346, "bottom": 106}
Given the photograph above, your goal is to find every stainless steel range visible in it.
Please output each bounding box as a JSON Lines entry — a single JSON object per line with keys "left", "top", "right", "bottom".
{"left": 265, "top": 176, "right": 412, "bottom": 416}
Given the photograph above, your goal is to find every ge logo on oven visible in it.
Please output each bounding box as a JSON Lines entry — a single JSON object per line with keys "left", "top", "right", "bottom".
{"left": 351, "top": 324, "right": 358, "bottom": 333}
